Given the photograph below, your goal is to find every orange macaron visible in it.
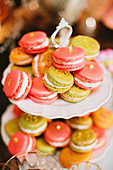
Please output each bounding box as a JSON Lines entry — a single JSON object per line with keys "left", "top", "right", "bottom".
{"left": 92, "top": 106, "right": 113, "bottom": 129}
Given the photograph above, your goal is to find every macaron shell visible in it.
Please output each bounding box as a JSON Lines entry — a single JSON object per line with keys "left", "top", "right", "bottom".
{"left": 44, "top": 121, "right": 71, "bottom": 143}
{"left": 59, "top": 147, "right": 92, "bottom": 168}
{"left": 5, "top": 118, "right": 20, "bottom": 137}
{"left": 13, "top": 105, "right": 24, "bottom": 118}
{"left": 9, "top": 47, "right": 33, "bottom": 65}
{"left": 3, "top": 69, "right": 23, "bottom": 98}
{"left": 32, "top": 49, "right": 54, "bottom": 77}
{"left": 23, "top": 45, "right": 49, "bottom": 54}
{"left": 18, "top": 31, "right": 47, "bottom": 48}
{"left": 8, "top": 131, "right": 31, "bottom": 155}
{"left": 70, "top": 35, "right": 100, "bottom": 56}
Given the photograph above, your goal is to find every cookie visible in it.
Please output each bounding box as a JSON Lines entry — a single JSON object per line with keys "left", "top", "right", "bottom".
{"left": 36, "top": 137, "right": 56, "bottom": 155}
{"left": 13, "top": 105, "right": 24, "bottom": 118}
{"left": 32, "top": 49, "right": 54, "bottom": 77}
{"left": 69, "top": 129, "right": 97, "bottom": 153}
{"left": 9, "top": 47, "right": 33, "bottom": 65}
{"left": 60, "top": 85, "right": 90, "bottom": 103}
{"left": 28, "top": 77, "right": 58, "bottom": 105}
{"left": 92, "top": 106, "right": 113, "bottom": 129}
{"left": 5, "top": 118, "right": 20, "bottom": 138}
{"left": 3, "top": 69, "right": 32, "bottom": 100}
{"left": 44, "top": 121, "right": 71, "bottom": 147}
{"left": 70, "top": 35, "right": 100, "bottom": 60}
{"left": 18, "top": 31, "right": 49, "bottom": 54}
{"left": 59, "top": 147, "right": 92, "bottom": 168}
{"left": 73, "top": 60, "right": 104, "bottom": 90}
{"left": 66, "top": 116, "right": 93, "bottom": 129}
{"left": 52, "top": 46, "right": 85, "bottom": 71}
{"left": 43, "top": 66, "right": 74, "bottom": 93}
{"left": 19, "top": 113, "right": 47, "bottom": 136}
{"left": 8, "top": 131, "right": 36, "bottom": 155}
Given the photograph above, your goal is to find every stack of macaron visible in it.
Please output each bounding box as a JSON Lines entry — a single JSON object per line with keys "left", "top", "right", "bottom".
{"left": 3, "top": 31, "right": 104, "bottom": 105}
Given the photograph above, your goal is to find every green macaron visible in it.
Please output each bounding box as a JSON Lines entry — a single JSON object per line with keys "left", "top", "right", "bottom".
{"left": 43, "top": 66, "right": 74, "bottom": 93}
{"left": 5, "top": 118, "right": 20, "bottom": 138}
{"left": 36, "top": 137, "right": 56, "bottom": 155}
{"left": 60, "top": 85, "right": 90, "bottom": 103}
{"left": 11, "top": 64, "right": 34, "bottom": 78}
{"left": 69, "top": 129, "right": 97, "bottom": 153}
{"left": 19, "top": 113, "right": 47, "bottom": 136}
{"left": 70, "top": 35, "right": 100, "bottom": 60}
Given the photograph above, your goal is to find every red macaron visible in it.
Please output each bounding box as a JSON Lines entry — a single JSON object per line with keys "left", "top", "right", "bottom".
{"left": 3, "top": 69, "right": 32, "bottom": 100}
{"left": 91, "top": 125, "right": 107, "bottom": 150}
{"left": 28, "top": 77, "right": 58, "bottom": 105}
{"left": 52, "top": 46, "right": 86, "bottom": 71}
{"left": 13, "top": 104, "right": 24, "bottom": 118}
{"left": 8, "top": 131, "right": 36, "bottom": 155}
{"left": 73, "top": 60, "right": 104, "bottom": 90}
{"left": 44, "top": 121, "right": 71, "bottom": 147}
{"left": 18, "top": 31, "right": 49, "bottom": 54}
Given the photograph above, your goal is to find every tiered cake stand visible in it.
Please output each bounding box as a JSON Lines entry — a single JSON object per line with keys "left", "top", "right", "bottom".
{"left": 1, "top": 63, "right": 113, "bottom": 163}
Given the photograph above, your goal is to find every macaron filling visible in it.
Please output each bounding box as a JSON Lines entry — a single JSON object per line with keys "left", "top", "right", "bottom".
{"left": 20, "top": 122, "right": 47, "bottom": 134}
{"left": 46, "top": 138, "right": 70, "bottom": 147}
{"left": 15, "top": 58, "right": 33, "bottom": 65}
{"left": 54, "top": 58, "right": 85, "bottom": 65}
{"left": 85, "top": 52, "right": 99, "bottom": 59}
{"left": 15, "top": 72, "right": 28, "bottom": 99}
{"left": 61, "top": 94, "right": 87, "bottom": 101}
{"left": 74, "top": 77, "right": 102, "bottom": 88}
{"left": 70, "top": 140, "right": 97, "bottom": 151}
{"left": 94, "top": 138, "right": 106, "bottom": 149}
{"left": 44, "top": 73, "right": 72, "bottom": 89}
{"left": 26, "top": 135, "right": 33, "bottom": 152}
{"left": 37, "top": 93, "right": 57, "bottom": 100}
{"left": 33, "top": 55, "right": 40, "bottom": 77}
{"left": 30, "top": 38, "right": 49, "bottom": 49}
{"left": 66, "top": 120, "right": 90, "bottom": 129}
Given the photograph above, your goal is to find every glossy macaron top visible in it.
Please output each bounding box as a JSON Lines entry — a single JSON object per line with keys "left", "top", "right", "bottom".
{"left": 71, "top": 129, "right": 97, "bottom": 146}
{"left": 68, "top": 116, "right": 93, "bottom": 126}
{"left": 9, "top": 47, "right": 33, "bottom": 62}
{"left": 3, "top": 69, "right": 23, "bottom": 98}
{"left": 29, "top": 77, "right": 55, "bottom": 97}
{"left": 73, "top": 60, "right": 104, "bottom": 82}
{"left": 45, "top": 66, "right": 74, "bottom": 86}
{"left": 70, "top": 35, "right": 100, "bottom": 56}
{"left": 53, "top": 46, "right": 85, "bottom": 62}
{"left": 19, "top": 31, "right": 47, "bottom": 48}
{"left": 44, "top": 121, "right": 71, "bottom": 142}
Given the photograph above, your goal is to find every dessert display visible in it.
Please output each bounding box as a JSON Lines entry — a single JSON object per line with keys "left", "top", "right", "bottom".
{"left": 1, "top": 18, "right": 113, "bottom": 168}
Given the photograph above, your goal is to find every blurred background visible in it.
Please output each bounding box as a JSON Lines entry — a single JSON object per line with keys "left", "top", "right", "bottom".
{"left": 0, "top": 0, "right": 113, "bottom": 163}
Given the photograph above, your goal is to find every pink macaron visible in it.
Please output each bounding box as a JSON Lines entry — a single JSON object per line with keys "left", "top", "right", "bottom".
{"left": 3, "top": 69, "right": 32, "bottom": 100}
{"left": 91, "top": 125, "right": 107, "bottom": 150}
{"left": 8, "top": 131, "right": 36, "bottom": 155}
{"left": 44, "top": 121, "right": 71, "bottom": 147}
{"left": 73, "top": 60, "right": 104, "bottom": 90}
{"left": 28, "top": 77, "right": 58, "bottom": 105}
{"left": 18, "top": 31, "right": 49, "bottom": 54}
{"left": 52, "top": 46, "right": 86, "bottom": 71}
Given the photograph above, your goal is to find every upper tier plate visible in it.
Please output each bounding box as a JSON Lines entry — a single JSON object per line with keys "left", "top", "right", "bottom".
{"left": 2, "top": 63, "right": 112, "bottom": 119}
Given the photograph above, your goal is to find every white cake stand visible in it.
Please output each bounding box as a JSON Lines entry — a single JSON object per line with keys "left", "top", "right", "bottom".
{"left": 1, "top": 104, "right": 113, "bottom": 163}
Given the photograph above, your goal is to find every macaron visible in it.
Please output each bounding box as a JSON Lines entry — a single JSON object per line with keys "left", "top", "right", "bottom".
{"left": 11, "top": 64, "right": 33, "bottom": 78}
{"left": 52, "top": 46, "right": 86, "bottom": 71}
{"left": 3, "top": 69, "right": 32, "bottom": 100}
{"left": 91, "top": 125, "right": 107, "bottom": 150}
{"left": 60, "top": 85, "right": 90, "bottom": 103}
{"left": 59, "top": 147, "right": 92, "bottom": 168}
{"left": 36, "top": 137, "right": 56, "bottom": 155}
{"left": 91, "top": 106, "right": 113, "bottom": 129}
{"left": 8, "top": 131, "right": 36, "bottom": 155}
{"left": 44, "top": 121, "right": 71, "bottom": 147}
{"left": 9, "top": 47, "right": 33, "bottom": 65}
{"left": 70, "top": 35, "right": 100, "bottom": 60}
{"left": 13, "top": 104, "right": 24, "bottom": 118}
{"left": 18, "top": 31, "right": 49, "bottom": 54}
{"left": 5, "top": 118, "right": 20, "bottom": 138}
{"left": 32, "top": 49, "right": 54, "bottom": 77}
{"left": 69, "top": 129, "right": 97, "bottom": 153}
{"left": 73, "top": 60, "right": 104, "bottom": 90}
{"left": 19, "top": 113, "right": 47, "bottom": 136}
{"left": 66, "top": 116, "right": 93, "bottom": 130}
{"left": 43, "top": 66, "right": 74, "bottom": 93}
{"left": 28, "top": 77, "right": 58, "bottom": 105}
